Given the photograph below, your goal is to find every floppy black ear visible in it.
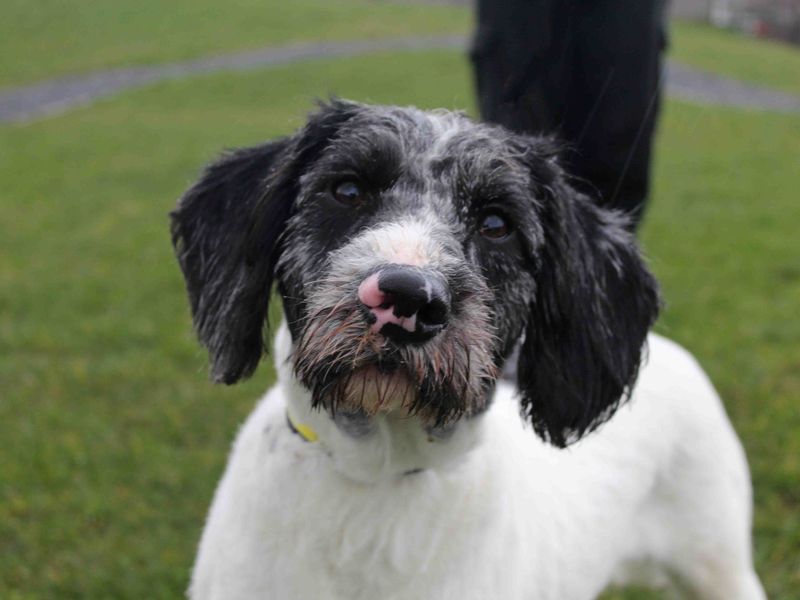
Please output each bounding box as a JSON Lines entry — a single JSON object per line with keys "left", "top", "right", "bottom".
{"left": 518, "top": 185, "right": 660, "bottom": 447}
{"left": 171, "top": 99, "right": 363, "bottom": 384}
{"left": 170, "top": 139, "right": 295, "bottom": 384}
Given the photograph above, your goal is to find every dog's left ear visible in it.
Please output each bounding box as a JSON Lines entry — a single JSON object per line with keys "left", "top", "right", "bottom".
{"left": 518, "top": 175, "right": 660, "bottom": 447}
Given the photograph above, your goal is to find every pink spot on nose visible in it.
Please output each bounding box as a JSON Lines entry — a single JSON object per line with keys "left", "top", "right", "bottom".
{"left": 357, "top": 273, "right": 385, "bottom": 309}
{"left": 357, "top": 272, "right": 417, "bottom": 334}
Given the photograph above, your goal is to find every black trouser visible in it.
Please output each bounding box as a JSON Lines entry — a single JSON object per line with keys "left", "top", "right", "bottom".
{"left": 471, "top": 0, "right": 668, "bottom": 228}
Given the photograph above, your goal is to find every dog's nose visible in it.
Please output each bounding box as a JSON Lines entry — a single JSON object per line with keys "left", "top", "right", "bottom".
{"left": 357, "top": 266, "right": 450, "bottom": 344}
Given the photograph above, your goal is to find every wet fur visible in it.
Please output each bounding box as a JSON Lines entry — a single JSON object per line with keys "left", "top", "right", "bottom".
{"left": 172, "top": 99, "right": 659, "bottom": 446}
{"left": 171, "top": 100, "right": 764, "bottom": 599}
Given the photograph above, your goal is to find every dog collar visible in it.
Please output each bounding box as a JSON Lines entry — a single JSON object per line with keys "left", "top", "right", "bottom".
{"left": 286, "top": 411, "right": 319, "bottom": 443}
{"left": 287, "top": 410, "right": 429, "bottom": 477}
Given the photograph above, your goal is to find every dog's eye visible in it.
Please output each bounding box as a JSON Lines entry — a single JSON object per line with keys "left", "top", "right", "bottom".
{"left": 332, "top": 180, "right": 364, "bottom": 206}
{"left": 479, "top": 213, "right": 511, "bottom": 241}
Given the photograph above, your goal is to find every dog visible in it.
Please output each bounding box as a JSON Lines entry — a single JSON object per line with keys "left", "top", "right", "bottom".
{"left": 171, "top": 100, "right": 765, "bottom": 599}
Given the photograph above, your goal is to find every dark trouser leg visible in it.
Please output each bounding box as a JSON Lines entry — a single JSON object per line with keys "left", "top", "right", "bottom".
{"left": 471, "top": 0, "right": 572, "bottom": 134}
{"left": 564, "top": 0, "right": 667, "bottom": 227}
{"left": 471, "top": 0, "right": 667, "bottom": 230}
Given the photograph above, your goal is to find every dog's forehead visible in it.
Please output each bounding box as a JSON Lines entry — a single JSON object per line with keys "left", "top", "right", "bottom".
{"left": 331, "top": 105, "right": 522, "bottom": 173}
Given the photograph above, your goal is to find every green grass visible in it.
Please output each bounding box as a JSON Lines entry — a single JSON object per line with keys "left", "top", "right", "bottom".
{"left": 1, "top": 48, "right": 799, "bottom": 598}
{"left": 671, "top": 20, "right": 800, "bottom": 97}
{"left": 0, "top": 0, "right": 470, "bottom": 89}
{"left": 4, "top": 1, "right": 799, "bottom": 107}
{"left": 642, "top": 100, "right": 800, "bottom": 598}
{"left": 6, "top": 1, "right": 800, "bottom": 101}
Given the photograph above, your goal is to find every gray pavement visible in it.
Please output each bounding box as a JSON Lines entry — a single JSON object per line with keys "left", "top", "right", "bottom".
{"left": 1, "top": 34, "right": 798, "bottom": 124}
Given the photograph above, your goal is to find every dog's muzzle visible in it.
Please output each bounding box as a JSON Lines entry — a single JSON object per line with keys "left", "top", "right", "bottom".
{"left": 357, "top": 265, "right": 450, "bottom": 344}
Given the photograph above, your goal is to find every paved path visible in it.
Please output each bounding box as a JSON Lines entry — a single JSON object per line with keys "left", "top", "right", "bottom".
{"left": 1, "top": 34, "right": 798, "bottom": 124}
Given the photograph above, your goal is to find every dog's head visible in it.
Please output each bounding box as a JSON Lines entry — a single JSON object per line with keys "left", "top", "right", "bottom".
{"left": 171, "top": 100, "right": 659, "bottom": 447}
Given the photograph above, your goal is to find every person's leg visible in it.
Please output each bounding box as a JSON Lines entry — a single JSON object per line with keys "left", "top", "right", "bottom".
{"left": 471, "top": 0, "right": 667, "bottom": 229}
{"left": 563, "top": 0, "right": 668, "bottom": 227}
{"left": 470, "top": 0, "right": 574, "bottom": 134}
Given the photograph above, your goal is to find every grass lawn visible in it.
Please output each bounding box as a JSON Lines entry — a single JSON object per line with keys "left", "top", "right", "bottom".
{"left": 0, "top": 0, "right": 471, "bottom": 89}
{"left": 670, "top": 19, "right": 800, "bottom": 97}
{"left": 1, "top": 47, "right": 799, "bottom": 598}
{"left": 4, "top": 0, "right": 800, "bottom": 103}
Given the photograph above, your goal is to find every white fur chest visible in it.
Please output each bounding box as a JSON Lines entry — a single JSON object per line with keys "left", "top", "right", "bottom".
{"left": 189, "top": 335, "right": 762, "bottom": 600}
{"left": 190, "top": 382, "right": 642, "bottom": 600}
{"left": 190, "top": 385, "right": 514, "bottom": 600}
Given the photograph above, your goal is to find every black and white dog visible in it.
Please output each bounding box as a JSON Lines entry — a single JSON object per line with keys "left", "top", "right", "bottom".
{"left": 171, "top": 100, "right": 764, "bottom": 599}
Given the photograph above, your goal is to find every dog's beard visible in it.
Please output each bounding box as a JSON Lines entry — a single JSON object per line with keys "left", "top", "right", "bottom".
{"left": 292, "top": 299, "right": 498, "bottom": 427}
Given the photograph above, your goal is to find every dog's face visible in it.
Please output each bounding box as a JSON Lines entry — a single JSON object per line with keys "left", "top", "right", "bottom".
{"left": 171, "top": 100, "right": 659, "bottom": 447}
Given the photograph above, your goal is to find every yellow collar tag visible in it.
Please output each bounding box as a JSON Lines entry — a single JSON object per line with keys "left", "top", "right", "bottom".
{"left": 286, "top": 411, "right": 319, "bottom": 443}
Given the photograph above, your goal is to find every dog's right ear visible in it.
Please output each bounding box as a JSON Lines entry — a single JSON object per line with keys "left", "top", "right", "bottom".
{"left": 171, "top": 139, "right": 295, "bottom": 384}
{"left": 171, "top": 99, "right": 363, "bottom": 384}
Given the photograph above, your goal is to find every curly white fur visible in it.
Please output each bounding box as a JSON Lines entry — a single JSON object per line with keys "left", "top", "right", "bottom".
{"left": 189, "top": 326, "right": 764, "bottom": 600}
